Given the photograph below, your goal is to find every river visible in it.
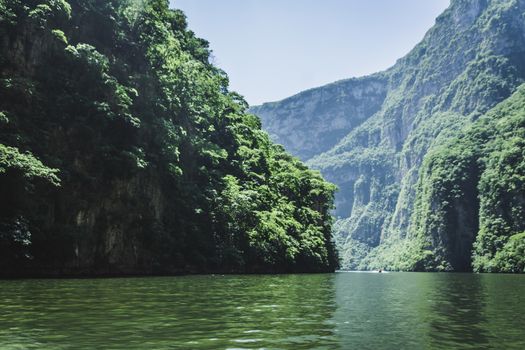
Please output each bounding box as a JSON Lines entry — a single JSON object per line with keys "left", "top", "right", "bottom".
{"left": 0, "top": 272, "right": 524, "bottom": 349}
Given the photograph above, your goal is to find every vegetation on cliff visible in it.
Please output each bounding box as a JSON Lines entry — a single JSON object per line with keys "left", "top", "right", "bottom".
{"left": 0, "top": 0, "right": 338, "bottom": 275}
{"left": 252, "top": 0, "right": 525, "bottom": 272}
{"left": 412, "top": 85, "right": 525, "bottom": 273}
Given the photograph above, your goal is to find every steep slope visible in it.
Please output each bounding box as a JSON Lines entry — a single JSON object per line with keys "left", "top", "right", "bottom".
{"left": 0, "top": 0, "right": 338, "bottom": 276}
{"left": 251, "top": 0, "right": 525, "bottom": 271}
{"left": 409, "top": 84, "right": 525, "bottom": 273}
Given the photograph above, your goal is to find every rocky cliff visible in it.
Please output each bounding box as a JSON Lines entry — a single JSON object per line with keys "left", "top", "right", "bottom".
{"left": 251, "top": 0, "right": 525, "bottom": 272}
{"left": 250, "top": 74, "right": 388, "bottom": 161}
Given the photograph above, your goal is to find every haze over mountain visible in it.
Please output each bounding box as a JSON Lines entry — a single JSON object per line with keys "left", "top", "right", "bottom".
{"left": 251, "top": 0, "right": 525, "bottom": 272}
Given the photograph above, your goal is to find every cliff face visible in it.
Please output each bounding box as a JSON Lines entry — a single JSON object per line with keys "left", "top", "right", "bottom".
{"left": 0, "top": 0, "right": 338, "bottom": 276}
{"left": 250, "top": 74, "right": 388, "bottom": 161}
{"left": 252, "top": 0, "right": 525, "bottom": 271}
{"left": 407, "top": 85, "right": 525, "bottom": 273}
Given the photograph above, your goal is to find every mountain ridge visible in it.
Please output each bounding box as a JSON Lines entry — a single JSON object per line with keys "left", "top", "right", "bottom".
{"left": 251, "top": 0, "right": 525, "bottom": 272}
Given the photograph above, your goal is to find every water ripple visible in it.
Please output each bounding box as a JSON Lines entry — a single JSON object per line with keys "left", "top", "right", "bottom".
{"left": 0, "top": 273, "right": 524, "bottom": 349}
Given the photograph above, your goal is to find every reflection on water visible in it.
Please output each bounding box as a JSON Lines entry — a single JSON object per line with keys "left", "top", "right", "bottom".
{"left": 427, "top": 274, "right": 490, "bottom": 348}
{"left": 0, "top": 275, "right": 339, "bottom": 349}
{"left": 0, "top": 273, "right": 524, "bottom": 349}
{"left": 334, "top": 272, "right": 525, "bottom": 350}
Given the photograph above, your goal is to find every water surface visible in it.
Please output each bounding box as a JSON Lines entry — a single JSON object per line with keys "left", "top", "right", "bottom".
{"left": 0, "top": 272, "right": 524, "bottom": 349}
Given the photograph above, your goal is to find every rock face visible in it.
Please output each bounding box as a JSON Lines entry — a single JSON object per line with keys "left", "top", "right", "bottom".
{"left": 250, "top": 74, "right": 388, "bottom": 161}
{"left": 251, "top": 0, "right": 525, "bottom": 271}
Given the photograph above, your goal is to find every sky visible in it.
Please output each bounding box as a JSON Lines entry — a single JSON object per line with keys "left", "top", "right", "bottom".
{"left": 170, "top": 0, "right": 450, "bottom": 106}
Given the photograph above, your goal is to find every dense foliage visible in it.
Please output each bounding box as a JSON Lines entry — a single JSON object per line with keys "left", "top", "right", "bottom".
{"left": 408, "top": 85, "right": 525, "bottom": 272}
{"left": 0, "top": 0, "right": 338, "bottom": 275}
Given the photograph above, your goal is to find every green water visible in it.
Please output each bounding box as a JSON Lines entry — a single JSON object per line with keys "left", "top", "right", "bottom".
{"left": 0, "top": 272, "right": 524, "bottom": 349}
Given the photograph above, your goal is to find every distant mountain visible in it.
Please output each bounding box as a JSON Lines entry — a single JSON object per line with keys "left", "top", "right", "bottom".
{"left": 251, "top": 0, "right": 525, "bottom": 272}
{"left": 250, "top": 74, "right": 388, "bottom": 161}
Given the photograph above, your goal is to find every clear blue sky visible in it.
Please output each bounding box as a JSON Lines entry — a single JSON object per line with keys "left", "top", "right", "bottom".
{"left": 170, "top": 0, "right": 450, "bottom": 106}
